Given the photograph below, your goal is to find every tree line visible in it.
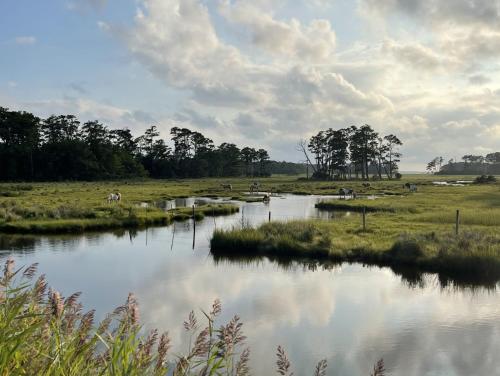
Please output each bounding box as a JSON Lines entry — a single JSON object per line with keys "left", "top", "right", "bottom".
{"left": 301, "top": 124, "right": 402, "bottom": 180}
{"left": 0, "top": 107, "right": 271, "bottom": 181}
{"left": 427, "top": 153, "right": 500, "bottom": 175}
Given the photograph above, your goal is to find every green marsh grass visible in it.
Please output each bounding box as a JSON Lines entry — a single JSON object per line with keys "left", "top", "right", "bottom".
{"left": 211, "top": 219, "right": 500, "bottom": 280}
{"left": 0, "top": 200, "right": 239, "bottom": 234}
{"left": 0, "top": 174, "right": 498, "bottom": 235}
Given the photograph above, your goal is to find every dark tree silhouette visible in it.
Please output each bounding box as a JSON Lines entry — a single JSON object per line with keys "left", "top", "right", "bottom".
{"left": 0, "top": 107, "right": 275, "bottom": 181}
{"left": 306, "top": 124, "right": 403, "bottom": 180}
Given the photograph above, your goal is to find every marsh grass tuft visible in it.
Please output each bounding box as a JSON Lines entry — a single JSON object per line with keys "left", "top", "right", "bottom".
{"left": 212, "top": 221, "right": 332, "bottom": 258}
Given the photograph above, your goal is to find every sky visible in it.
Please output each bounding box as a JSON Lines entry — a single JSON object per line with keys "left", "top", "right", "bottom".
{"left": 2, "top": 0, "right": 500, "bottom": 170}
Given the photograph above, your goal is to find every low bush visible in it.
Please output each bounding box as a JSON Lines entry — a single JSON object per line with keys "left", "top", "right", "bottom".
{"left": 474, "top": 175, "right": 497, "bottom": 184}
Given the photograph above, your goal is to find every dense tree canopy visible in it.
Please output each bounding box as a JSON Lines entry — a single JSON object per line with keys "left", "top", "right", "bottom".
{"left": 0, "top": 107, "right": 271, "bottom": 181}
{"left": 305, "top": 125, "right": 403, "bottom": 180}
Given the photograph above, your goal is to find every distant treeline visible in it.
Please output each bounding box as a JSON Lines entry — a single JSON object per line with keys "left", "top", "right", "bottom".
{"left": 303, "top": 124, "right": 403, "bottom": 180}
{"left": 0, "top": 107, "right": 274, "bottom": 181}
{"left": 267, "top": 161, "right": 307, "bottom": 175}
{"left": 428, "top": 153, "right": 500, "bottom": 175}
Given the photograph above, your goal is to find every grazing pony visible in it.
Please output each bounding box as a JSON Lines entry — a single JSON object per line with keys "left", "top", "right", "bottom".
{"left": 220, "top": 183, "right": 232, "bottom": 191}
{"left": 107, "top": 192, "right": 121, "bottom": 203}
{"left": 339, "top": 188, "right": 357, "bottom": 200}
{"left": 250, "top": 181, "right": 260, "bottom": 194}
{"left": 404, "top": 183, "right": 418, "bottom": 192}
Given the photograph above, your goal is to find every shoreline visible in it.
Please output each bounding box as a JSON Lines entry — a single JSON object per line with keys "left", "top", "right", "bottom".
{"left": 210, "top": 220, "right": 500, "bottom": 284}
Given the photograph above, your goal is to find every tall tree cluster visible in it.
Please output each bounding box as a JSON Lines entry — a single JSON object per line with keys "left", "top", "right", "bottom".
{"left": 429, "top": 153, "right": 500, "bottom": 175}
{"left": 305, "top": 125, "right": 402, "bottom": 180}
{"left": 0, "top": 107, "right": 270, "bottom": 181}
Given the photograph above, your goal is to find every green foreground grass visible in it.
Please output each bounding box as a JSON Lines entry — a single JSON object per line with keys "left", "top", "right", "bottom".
{"left": 0, "top": 260, "right": 385, "bottom": 375}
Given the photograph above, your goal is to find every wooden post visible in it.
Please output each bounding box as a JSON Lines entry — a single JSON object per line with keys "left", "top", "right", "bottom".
{"left": 362, "top": 207, "right": 366, "bottom": 231}
{"left": 269, "top": 211, "right": 271, "bottom": 222}
{"left": 192, "top": 205, "right": 196, "bottom": 249}
{"left": 455, "top": 209, "right": 460, "bottom": 236}
{"left": 171, "top": 223, "right": 175, "bottom": 251}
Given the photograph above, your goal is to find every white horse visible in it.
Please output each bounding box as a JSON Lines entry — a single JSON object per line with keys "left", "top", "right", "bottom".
{"left": 107, "top": 192, "right": 121, "bottom": 203}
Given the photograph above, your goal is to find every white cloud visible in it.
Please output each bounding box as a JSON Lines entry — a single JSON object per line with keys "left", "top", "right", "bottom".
{"left": 360, "top": 0, "right": 500, "bottom": 29}
{"left": 382, "top": 39, "right": 455, "bottom": 72}
{"left": 468, "top": 74, "right": 492, "bottom": 86}
{"left": 219, "top": 0, "right": 336, "bottom": 62}
{"left": 100, "top": 0, "right": 400, "bottom": 158}
{"left": 360, "top": 0, "right": 500, "bottom": 64}
{"left": 15, "top": 36, "right": 36, "bottom": 45}
{"left": 97, "top": 21, "right": 110, "bottom": 32}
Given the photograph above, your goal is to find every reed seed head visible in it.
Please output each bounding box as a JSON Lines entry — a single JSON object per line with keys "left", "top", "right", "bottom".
{"left": 191, "top": 327, "right": 210, "bottom": 357}
{"left": 155, "top": 332, "right": 171, "bottom": 371}
{"left": 211, "top": 299, "right": 222, "bottom": 318}
{"left": 235, "top": 348, "right": 251, "bottom": 376}
{"left": 126, "top": 292, "right": 140, "bottom": 326}
{"left": 314, "top": 359, "right": 327, "bottom": 376}
{"left": 370, "top": 358, "right": 386, "bottom": 376}
{"left": 49, "top": 290, "right": 64, "bottom": 318}
{"left": 276, "top": 346, "right": 292, "bottom": 376}
{"left": 3, "top": 258, "right": 15, "bottom": 280}
{"left": 183, "top": 310, "right": 198, "bottom": 331}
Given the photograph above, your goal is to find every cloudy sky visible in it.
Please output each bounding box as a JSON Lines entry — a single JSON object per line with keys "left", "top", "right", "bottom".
{"left": 2, "top": 0, "right": 500, "bottom": 170}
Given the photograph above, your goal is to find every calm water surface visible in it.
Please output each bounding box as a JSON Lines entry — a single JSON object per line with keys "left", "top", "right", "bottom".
{"left": 0, "top": 195, "right": 499, "bottom": 376}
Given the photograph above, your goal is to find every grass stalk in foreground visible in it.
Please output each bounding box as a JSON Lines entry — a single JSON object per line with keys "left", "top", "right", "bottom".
{"left": 0, "top": 259, "right": 384, "bottom": 375}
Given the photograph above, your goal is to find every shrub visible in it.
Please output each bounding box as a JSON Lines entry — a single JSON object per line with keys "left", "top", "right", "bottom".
{"left": 474, "top": 175, "right": 497, "bottom": 184}
{"left": 388, "top": 235, "right": 425, "bottom": 262}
